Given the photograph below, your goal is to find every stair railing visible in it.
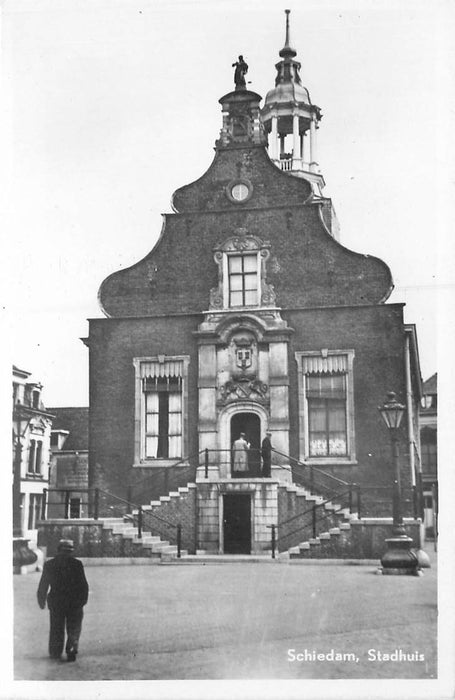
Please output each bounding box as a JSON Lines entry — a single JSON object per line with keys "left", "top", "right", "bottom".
{"left": 127, "top": 449, "right": 204, "bottom": 504}
{"left": 270, "top": 448, "right": 353, "bottom": 497}
{"left": 272, "top": 487, "right": 356, "bottom": 555}
{"left": 199, "top": 448, "right": 268, "bottom": 478}
{"left": 97, "top": 488, "right": 183, "bottom": 558}
{"left": 39, "top": 487, "right": 99, "bottom": 520}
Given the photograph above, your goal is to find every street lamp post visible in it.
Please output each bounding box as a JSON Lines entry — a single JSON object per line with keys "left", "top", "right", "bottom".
{"left": 378, "top": 392, "right": 420, "bottom": 576}
{"left": 12, "top": 409, "right": 37, "bottom": 573}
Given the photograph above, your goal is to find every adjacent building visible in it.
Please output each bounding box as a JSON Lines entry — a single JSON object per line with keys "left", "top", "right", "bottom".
{"left": 419, "top": 373, "right": 437, "bottom": 538}
{"left": 47, "top": 407, "right": 89, "bottom": 519}
{"left": 12, "top": 366, "right": 54, "bottom": 545}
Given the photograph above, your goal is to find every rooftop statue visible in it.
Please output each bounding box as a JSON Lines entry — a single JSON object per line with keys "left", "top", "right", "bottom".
{"left": 232, "top": 55, "right": 248, "bottom": 89}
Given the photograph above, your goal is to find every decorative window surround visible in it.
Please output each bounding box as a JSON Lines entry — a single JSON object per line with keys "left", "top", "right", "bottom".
{"left": 209, "top": 231, "right": 276, "bottom": 310}
{"left": 295, "top": 349, "right": 356, "bottom": 465}
{"left": 133, "top": 355, "right": 190, "bottom": 467}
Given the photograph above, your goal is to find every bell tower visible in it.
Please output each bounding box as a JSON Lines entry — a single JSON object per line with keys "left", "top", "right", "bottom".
{"left": 261, "top": 10, "right": 325, "bottom": 196}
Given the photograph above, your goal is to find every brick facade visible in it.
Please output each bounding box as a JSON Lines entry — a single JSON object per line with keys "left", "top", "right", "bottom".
{"left": 84, "top": 45, "right": 422, "bottom": 556}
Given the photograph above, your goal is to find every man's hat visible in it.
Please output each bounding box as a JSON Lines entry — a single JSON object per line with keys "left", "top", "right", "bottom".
{"left": 58, "top": 539, "right": 74, "bottom": 552}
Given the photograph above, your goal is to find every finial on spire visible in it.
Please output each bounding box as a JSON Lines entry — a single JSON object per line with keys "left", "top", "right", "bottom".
{"left": 285, "top": 9, "right": 291, "bottom": 46}
{"left": 279, "top": 9, "right": 297, "bottom": 58}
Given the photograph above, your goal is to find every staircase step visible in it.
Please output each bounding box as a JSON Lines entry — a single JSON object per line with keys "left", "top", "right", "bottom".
{"left": 111, "top": 527, "right": 138, "bottom": 537}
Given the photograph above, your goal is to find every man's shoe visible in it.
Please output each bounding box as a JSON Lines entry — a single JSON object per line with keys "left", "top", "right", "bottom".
{"left": 66, "top": 651, "right": 77, "bottom": 662}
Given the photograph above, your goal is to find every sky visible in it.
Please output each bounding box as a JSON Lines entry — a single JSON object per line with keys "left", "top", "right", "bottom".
{"left": 2, "top": 0, "right": 455, "bottom": 407}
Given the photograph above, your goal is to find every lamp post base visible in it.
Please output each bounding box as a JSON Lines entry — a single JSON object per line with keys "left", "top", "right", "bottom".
{"left": 13, "top": 537, "right": 38, "bottom": 575}
{"left": 380, "top": 535, "right": 421, "bottom": 576}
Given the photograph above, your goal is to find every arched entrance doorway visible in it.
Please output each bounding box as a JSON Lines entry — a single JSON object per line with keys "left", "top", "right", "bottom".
{"left": 231, "top": 412, "right": 261, "bottom": 477}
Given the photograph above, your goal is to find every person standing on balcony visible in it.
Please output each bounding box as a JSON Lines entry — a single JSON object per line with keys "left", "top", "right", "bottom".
{"left": 232, "top": 432, "right": 250, "bottom": 475}
{"left": 261, "top": 432, "right": 273, "bottom": 477}
{"left": 37, "top": 539, "right": 89, "bottom": 662}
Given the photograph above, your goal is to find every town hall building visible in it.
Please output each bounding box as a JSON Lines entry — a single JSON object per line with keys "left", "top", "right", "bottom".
{"left": 81, "top": 12, "right": 423, "bottom": 557}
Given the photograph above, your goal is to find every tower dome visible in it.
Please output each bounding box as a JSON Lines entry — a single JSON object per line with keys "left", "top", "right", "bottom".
{"left": 261, "top": 10, "right": 324, "bottom": 194}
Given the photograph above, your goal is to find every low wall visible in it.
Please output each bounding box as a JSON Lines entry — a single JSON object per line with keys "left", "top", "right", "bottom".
{"left": 345, "top": 519, "right": 424, "bottom": 559}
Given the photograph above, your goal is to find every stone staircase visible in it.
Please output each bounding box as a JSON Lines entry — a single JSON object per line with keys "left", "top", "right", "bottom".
{"left": 279, "top": 483, "right": 361, "bottom": 559}
{"left": 114, "top": 474, "right": 361, "bottom": 561}
{"left": 143, "top": 483, "right": 197, "bottom": 511}
{"left": 100, "top": 517, "right": 187, "bottom": 562}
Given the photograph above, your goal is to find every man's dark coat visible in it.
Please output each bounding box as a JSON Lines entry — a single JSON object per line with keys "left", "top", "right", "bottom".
{"left": 37, "top": 553, "right": 89, "bottom": 611}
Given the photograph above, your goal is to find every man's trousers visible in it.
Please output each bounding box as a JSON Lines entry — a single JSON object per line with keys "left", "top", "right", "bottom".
{"left": 48, "top": 605, "right": 84, "bottom": 659}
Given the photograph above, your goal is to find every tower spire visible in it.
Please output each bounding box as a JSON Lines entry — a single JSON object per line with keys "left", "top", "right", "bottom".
{"left": 279, "top": 9, "right": 297, "bottom": 58}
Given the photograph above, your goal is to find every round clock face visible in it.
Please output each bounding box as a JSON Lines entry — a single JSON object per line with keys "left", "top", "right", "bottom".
{"left": 231, "top": 183, "right": 249, "bottom": 201}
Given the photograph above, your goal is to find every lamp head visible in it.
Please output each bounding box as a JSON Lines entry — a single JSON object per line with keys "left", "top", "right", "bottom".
{"left": 378, "top": 391, "right": 406, "bottom": 430}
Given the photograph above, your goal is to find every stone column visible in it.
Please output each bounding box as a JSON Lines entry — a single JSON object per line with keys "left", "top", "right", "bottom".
{"left": 292, "top": 113, "right": 301, "bottom": 164}
{"left": 268, "top": 342, "right": 290, "bottom": 458}
{"left": 197, "top": 343, "right": 219, "bottom": 477}
{"left": 270, "top": 115, "right": 278, "bottom": 160}
{"left": 310, "top": 115, "right": 317, "bottom": 170}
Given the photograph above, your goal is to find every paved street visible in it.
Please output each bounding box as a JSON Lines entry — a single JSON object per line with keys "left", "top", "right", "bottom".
{"left": 14, "top": 553, "right": 437, "bottom": 681}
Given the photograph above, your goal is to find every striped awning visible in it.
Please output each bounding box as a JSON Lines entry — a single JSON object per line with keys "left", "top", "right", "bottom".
{"left": 140, "top": 359, "right": 184, "bottom": 379}
{"left": 302, "top": 354, "right": 347, "bottom": 375}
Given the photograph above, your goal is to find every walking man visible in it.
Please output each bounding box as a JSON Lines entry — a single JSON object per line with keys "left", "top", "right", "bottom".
{"left": 37, "top": 539, "right": 89, "bottom": 662}
{"left": 261, "top": 432, "right": 273, "bottom": 477}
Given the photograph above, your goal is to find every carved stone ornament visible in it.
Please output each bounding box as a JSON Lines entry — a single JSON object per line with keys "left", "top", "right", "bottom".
{"left": 219, "top": 378, "right": 269, "bottom": 405}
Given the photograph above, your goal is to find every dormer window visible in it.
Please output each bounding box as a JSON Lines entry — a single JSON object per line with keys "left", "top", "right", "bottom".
{"left": 209, "top": 231, "right": 276, "bottom": 310}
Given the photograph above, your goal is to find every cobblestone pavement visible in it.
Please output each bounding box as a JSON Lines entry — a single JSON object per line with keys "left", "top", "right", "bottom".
{"left": 13, "top": 553, "right": 437, "bottom": 682}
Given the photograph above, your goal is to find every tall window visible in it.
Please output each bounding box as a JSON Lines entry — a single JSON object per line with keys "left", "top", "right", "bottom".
{"left": 296, "top": 350, "right": 356, "bottom": 463}
{"left": 28, "top": 440, "right": 42, "bottom": 474}
{"left": 420, "top": 427, "right": 437, "bottom": 474}
{"left": 228, "top": 253, "right": 258, "bottom": 307}
{"left": 306, "top": 374, "right": 347, "bottom": 456}
{"left": 28, "top": 440, "right": 36, "bottom": 472}
{"left": 134, "top": 356, "right": 190, "bottom": 465}
{"left": 28, "top": 494, "right": 42, "bottom": 530}
{"left": 144, "top": 376, "right": 182, "bottom": 459}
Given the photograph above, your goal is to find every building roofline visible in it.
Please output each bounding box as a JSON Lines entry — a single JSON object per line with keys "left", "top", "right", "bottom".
{"left": 86, "top": 302, "right": 406, "bottom": 324}
{"left": 12, "top": 365, "right": 31, "bottom": 379}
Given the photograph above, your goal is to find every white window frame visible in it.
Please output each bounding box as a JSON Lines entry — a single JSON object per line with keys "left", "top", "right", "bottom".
{"left": 295, "top": 350, "right": 356, "bottom": 465}
{"left": 133, "top": 355, "right": 190, "bottom": 467}
{"left": 223, "top": 250, "right": 261, "bottom": 308}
